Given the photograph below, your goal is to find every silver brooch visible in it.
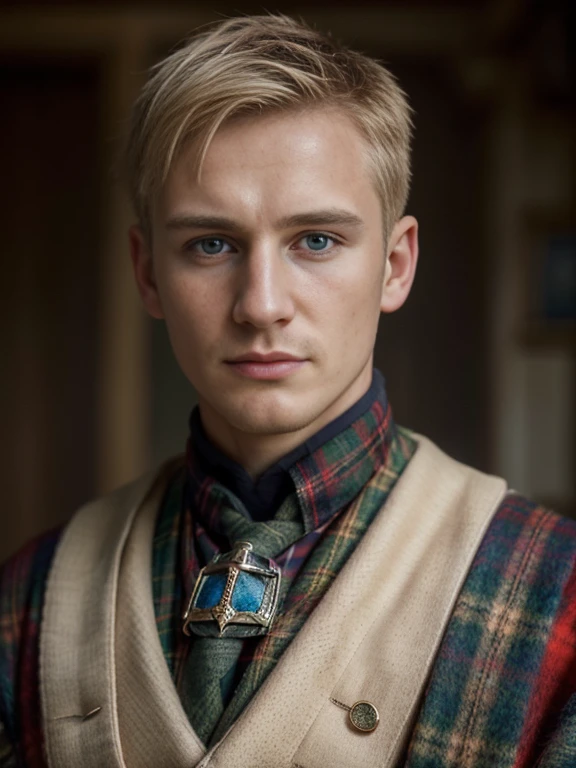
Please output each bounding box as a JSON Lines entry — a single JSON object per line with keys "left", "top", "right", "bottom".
{"left": 182, "top": 541, "right": 281, "bottom": 638}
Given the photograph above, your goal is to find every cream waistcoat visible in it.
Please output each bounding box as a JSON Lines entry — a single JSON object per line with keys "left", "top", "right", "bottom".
{"left": 40, "top": 436, "right": 507, "bottom": 768}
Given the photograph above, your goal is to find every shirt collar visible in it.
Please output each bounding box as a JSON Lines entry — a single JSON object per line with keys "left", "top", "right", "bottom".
{"left": 289, "top": 373, "right": 392, "bottom": 531}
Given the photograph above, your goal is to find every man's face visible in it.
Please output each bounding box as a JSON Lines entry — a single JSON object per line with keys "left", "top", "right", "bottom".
{"left": 133, "top": 109, "right": 416, "bottom": 453}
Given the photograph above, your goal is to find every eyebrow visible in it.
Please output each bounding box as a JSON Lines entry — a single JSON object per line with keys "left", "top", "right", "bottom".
{"left": 165, "top": 208, "right": 365, "bottom": 233}
{"left": 166, "top": 214, "right": 238, "bottom": 231}
{"left": 276, "top": 209, "right": 365, "bottom": 230}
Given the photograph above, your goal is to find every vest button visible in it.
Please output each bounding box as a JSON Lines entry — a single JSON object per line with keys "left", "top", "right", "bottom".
{"left": 349, "top": 701, "right": 379, "bottom": 732}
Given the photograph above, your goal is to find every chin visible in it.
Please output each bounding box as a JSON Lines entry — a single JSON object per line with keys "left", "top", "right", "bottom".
{"left": 217, "top": 392, "right": 324, "bottom": 437}
{"left": 227, "top": 408, "right": 315, "bottom": 437}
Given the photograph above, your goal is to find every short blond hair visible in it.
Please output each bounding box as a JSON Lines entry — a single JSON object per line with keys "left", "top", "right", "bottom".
{"left": 126, "top": 14, "right": 413, "bottom": 238}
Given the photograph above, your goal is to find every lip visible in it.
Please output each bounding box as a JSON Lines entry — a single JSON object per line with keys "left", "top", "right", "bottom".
{"left": 225, "top": 352, "right": 307, "bottom": 380}
{"left": 227, "top": 351, "right": 304, "bottom": 363}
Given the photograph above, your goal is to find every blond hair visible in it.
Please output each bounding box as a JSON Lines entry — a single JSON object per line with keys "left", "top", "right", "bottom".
{"left": 126, "top": 14, "right": 413, "bottom": 238}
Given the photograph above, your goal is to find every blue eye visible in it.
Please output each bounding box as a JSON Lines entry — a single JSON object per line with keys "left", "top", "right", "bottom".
{"left": 300, "top": 234, "right": 334, "bottom": 252}
{"left": 191, "top": 238, "right": 232, "bottom": 255}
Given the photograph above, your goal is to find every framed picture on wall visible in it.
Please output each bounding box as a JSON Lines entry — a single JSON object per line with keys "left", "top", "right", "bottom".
{"left": 521, "top": 210, "right": 576, "bottom": 347}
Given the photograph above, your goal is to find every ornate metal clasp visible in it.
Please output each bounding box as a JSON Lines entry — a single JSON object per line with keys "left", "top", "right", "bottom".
{"left": 182, "top": 541, "right": 281, "bottom": 638}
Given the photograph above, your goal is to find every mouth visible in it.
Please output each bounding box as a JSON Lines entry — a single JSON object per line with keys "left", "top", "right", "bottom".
{"left": 228, "top": 351, "right": 304, "bottom": 363}
{"left": 225, "top": 351, "right": 307, "bottom": 380}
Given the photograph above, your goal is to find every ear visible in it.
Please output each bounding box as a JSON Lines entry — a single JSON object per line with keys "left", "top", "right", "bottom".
{"left": 380, "top": 215, "right": 419, "bottom": 313}
{"left": 129, "top": 224, "right": 165, "bottom": 319}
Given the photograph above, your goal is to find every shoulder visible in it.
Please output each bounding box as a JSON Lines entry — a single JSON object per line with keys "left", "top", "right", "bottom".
{"left": 407, "top": 492, "right": 576, "bottom": 765}
{"left": 0, "top": 458, "right": 185, "bottom": 675}
{"left": 482, "top": 491, "right": 576, "bottom": 573}
{"left": 0, "top": 459, "right": 184, "bottom": 759}
{"left": 0, "top": 526, "right": 64, "bottom": 666}
{"left": 460, "top": 491, "right": 576, "bottom": 632}
{"left": 0, "top": 526, "right": 63, "bottom": 747}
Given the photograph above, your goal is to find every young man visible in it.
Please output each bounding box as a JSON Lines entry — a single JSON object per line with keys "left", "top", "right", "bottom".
{"left": 1, "top": 14, "right": 576, "bottom": 768}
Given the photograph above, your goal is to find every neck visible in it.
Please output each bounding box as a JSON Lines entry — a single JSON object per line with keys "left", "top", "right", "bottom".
{"left": 197, "top": 408, "right": 329, "bottom": 480}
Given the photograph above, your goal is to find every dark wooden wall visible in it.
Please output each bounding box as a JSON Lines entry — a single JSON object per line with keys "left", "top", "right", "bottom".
{"left": 0, "top": 57, "right": 102, "bottom": 559}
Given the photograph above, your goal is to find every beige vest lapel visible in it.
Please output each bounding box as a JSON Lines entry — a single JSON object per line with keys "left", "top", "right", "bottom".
{"left": 41, "top": 437, "right": 506, "bottom": 768}
{"left": 40, "top": 461, "right": 185, "bottom": 768}
{"left": 114, "top": 468, "right": 205, "bottom": 767}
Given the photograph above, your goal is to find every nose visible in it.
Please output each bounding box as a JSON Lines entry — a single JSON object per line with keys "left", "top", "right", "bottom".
{"left": 232, "top": 244, "right": 295, "bottom": 328}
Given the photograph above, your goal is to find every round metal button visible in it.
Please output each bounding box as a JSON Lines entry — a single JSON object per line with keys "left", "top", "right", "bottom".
{"left": 349, "top": 701, "right": 379, "bottom": 732}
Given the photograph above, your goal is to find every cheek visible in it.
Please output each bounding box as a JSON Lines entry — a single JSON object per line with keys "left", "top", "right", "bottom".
{"left": 158, "top": 274, "right": 220, "bottom": 349}
{"left": 311, "top": 260, "right": 383, "bottom": 330}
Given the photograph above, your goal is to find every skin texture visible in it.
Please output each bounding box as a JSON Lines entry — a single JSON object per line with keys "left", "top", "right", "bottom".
{"left": 130, "top": 108, "right": 418, "bottom": 477}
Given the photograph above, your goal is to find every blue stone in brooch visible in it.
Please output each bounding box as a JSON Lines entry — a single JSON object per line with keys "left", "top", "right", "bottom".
{"left": 182, "top": 541, "right": 281, "bottom": 638}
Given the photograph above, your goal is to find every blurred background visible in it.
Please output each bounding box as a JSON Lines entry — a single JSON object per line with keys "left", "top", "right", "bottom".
{"left": 1, "top": 0, "right": 574, "bottom": 561}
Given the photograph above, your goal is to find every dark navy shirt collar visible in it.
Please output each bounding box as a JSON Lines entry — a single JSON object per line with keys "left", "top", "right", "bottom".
{"left": 189, "top": 370, "right": 386, "bottom": 521}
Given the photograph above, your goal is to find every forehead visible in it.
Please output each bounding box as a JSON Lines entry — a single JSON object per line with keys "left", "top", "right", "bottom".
{"left": 156, "top": 108, "right": 381, "bottom": 227}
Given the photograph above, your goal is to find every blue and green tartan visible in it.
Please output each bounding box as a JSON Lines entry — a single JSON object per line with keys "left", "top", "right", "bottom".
{"left": 404, "top": 495, "right": 576, "bottom": 767}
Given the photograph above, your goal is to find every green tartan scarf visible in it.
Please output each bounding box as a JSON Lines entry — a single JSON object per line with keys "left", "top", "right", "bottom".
{"left": 179, "top": 489, "right": 305, "bottom": 744}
